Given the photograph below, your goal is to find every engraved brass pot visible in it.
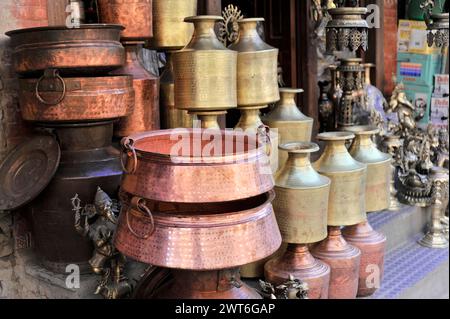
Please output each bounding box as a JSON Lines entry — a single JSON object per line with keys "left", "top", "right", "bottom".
{"left": 18, "top": 73, "right": 134, "bottom": 123}
{"left": 346, "top": 126, "right": 391, "bottom": 212}
{"left": 312, "top": 226, "right": 361, "bottom": 299}
{"left": 120, "top": 129, "right": 273, "bottom": 203}
{"left": 150, "top": 0, "right": 198, "bottom": 50}
{"left": 228, "top": 18, "right": 279, "bottom": 108}
{"left": 262, "top": 89, "right": 313, "bottom": 168}
{"left": 97, "top": 0, "right": 153, "bottom": 41}
{"left": 313, "top": 132, "right": 367, "bottom": 226}
{"left": 173, "top": 16, "right": 237, "bottom": 112}
{"left": 114, "top": 192, "right": 282, "bottom": 270}
{"left": 6, "top": 25, "right": 125, "bottom": 76}
{"left": 160, "top": 52, "right": 195, "bottom": 129}
{"left": 113, "top": 44, "right": 160, "bottom": 137}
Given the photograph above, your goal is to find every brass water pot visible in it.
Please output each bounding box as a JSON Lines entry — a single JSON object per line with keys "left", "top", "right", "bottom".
{"left": 346, "top": 126, "right": 391, "bottom": 212}
{"left": 262, "top": 89, "right": 313, "bottom": 168}
{"left": 150, "top": 0, "right": 198, "bottom": 50}
{"left": 313, "top": 132, "right": 367, "bottom": 226}
{"left": 173, "top": 16, "right": 237, "bottom": 112}
{"left": 228, "top": 18, "right": 279, "bottom": 108}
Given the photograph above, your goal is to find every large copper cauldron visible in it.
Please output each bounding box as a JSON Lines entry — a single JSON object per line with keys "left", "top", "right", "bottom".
{"left": 6, "top": 25, "right": 125, "bottom": 76}
{"left": 18, "top": 73, "right": 134, "bottom": 122}
{"left": 120, "top": 129, "right": 274, "bottom": 203}
{"left": 114, "top": 192, "right": 282, "bottom": 270}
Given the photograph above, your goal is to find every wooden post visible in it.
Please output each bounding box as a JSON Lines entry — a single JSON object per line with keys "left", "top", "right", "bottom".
{"left": 47, "top": 0, "right": 69, "bottom": 26}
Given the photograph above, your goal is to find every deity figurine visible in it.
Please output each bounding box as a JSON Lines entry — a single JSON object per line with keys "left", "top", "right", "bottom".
{"left": 385, "top": 81, "right": 417, "bottom": 136}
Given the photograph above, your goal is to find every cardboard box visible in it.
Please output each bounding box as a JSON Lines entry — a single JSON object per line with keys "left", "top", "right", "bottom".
{"left": 404, "top": 83, "right": 434, "bottom": 124}
{"left": 397, "top": 52, "right": 442, "bottom": 87}
{"left": 434, "top": 74, "right": 449, "bottom": 96}
{"left": 430, "top": 96, "right": 449, "bottom": 128}
{"left": 397, "top": 19, "right": 440, "bottom": 54}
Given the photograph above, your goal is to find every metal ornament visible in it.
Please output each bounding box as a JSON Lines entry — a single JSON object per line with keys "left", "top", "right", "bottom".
{"left": 422, "top": 1, "right": 449, "bottom": 48}
{"left": 259, "top": 274, "right": 309, "bottom": 299}
{"left": 380, "top": 134, "right": 404, "bottom": 211}
{"left": 218, "top": 5, "right": 244, "bottom": 47}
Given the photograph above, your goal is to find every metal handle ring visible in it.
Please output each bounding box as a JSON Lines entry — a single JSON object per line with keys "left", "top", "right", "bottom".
{"left": 35, "top": 70, "right": 67, "bottom": 106}
{"left": 120, "top": 138, "right": 138, "bottom": 175}
{"left": 127, "top": 197, "right": 155, "bottom": 240}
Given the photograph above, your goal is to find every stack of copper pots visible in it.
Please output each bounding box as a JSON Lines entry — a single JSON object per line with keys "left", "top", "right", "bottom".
{"left": 3, "top": 25, "right": 134, "bottom": 273}
{"left": 115, "top": 129, "right": 282, "bottom": 299}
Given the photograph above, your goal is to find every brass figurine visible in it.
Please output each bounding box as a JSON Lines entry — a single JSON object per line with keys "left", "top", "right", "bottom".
{"left": 259, "top": 275, "right": 309, "bottom": 299}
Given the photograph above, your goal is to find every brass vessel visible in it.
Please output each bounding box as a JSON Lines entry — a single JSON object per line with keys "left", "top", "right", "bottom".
{"left": 346, "top": 126, "right": 391, "bottom": 212}
{"left": 160, "top": 52, "right": 195, "bottom": 129}
{"left": 113, "top": 43, "right": 160, "bottom": 137}
{"left": 312, "top": 226, "right": 361, "bottom": 299}
{"left": 313, "top": 132, "right": 367, "bottom": 226}
{"left": 381, "top": 134, "right": 403, "bottom": 211}
{"left": 150, "top": 0, "right": 198, "bottom": 50}
{"left": 262, "top": 89, "right": 313, "bottom": 168}
{"left": 172, "top": 16, "right": 237, "bottom": 121}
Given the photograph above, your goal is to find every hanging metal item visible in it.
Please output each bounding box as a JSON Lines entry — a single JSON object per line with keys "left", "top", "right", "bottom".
{"left": 120, "top": 129, "right": 273, "bottom": 203}
{"left": 262, "top": 89, "right": 313, "bottom": 168}
{"left": 326, "top": 7, "right": 368, "bottom": 52}
{"left": 113, "top": 44, "right": 160, "bottom": 137}
{"left": 422, "top": 1, "right": 449, "bottom": 48}
{"left": 6, "top": 25, "right": 125, "bottom": 76}
{"left": 0, "top": 135, "right": 60, "bottom": 211}
{"left": 18, "top": 72, "right": 134, "bottom": 122}
{"left": 97, "top": 0, "right": 153, "bottom": 41}
{"left": 150, "top": 0, "right": 198, "bottom": 50}
{"left": 318, "top": 81, "right": 335, "bottom": 133}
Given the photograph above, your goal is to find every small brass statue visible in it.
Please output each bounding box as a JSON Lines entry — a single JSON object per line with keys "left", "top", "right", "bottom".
{"left": 259, "top": 275, "right": 309, "bottom": 299}
{"left": 385, "top": 81, "right": 417, "bottom": 136}
{"left": 218, "top": 4, "right": 243, "bottom": 47}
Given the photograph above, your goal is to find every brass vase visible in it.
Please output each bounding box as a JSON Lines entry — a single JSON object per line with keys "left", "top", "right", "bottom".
{"left": 264, "top": 142, "right": 331, "bottom": 299}
{"left": 160, "top": 51, "right": 195, "bottom": 129}
{"left": 262, "top": 89, "right": 313, "bottom": 168}
{"left": 381, "top": 134, "right": 403, "bottom": 211}
{"left": 150, "top": 0, "right": 198, "bottom": 50}
{"left": 313, "top": 132, "right": 367, "bottom": 226}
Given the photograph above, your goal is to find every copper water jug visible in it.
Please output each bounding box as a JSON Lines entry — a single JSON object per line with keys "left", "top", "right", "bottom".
{"left": 97, "top": 0, "right": 153, "bottom": 41}
{"left": 313, "top": 132, "right": 367, "bottom": 226}
{"left": 172, "top": 16, "right": 237, "bottom": 112}
{"left": 113, "top": 44, "right": 160, "bottom": 137}
{"left": 151, "top": 0, "right": 198, "bottom": 50}
{"left": 262, "top": 89, "right": 313, "bottom": 168}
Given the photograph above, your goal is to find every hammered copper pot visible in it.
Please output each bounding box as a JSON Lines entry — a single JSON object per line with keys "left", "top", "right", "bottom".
{"left": 29, "top": 121, "right": 122, "bottom": 274}
{"left": 18, "top": 73, "right": 134, "bottom": 122}
{"left": 114, "top": 192, "right": 282, "bottom": 270}
{"left": 97, "top": 0, "right": 153, "bottom": 41}
{"left": 6, "top": 25, "right": 125, "bottom": 76}
{"left": 113, "top": 44, "right": 160, "bottom": 137}
{"left": 120, "top": 129, "right": 273, "bottom": 203}
{"left": 312, "top": 226, "right": 361, "bottom": 299}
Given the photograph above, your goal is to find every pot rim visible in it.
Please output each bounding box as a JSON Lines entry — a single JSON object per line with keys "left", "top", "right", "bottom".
{"left": 279, "top": 142, "right": 320, "bottom": 154}
{"left": 317, "top": 131, "right": 355, "bottom": 141}
{"left": 279, "top": 88, "right": 304, "bottom": 94}
{"left": 344, "top": 125, "right": 380, "bottom": 136}
{"left": 6, "top": 24, "right": 125, "bottom": 36}
{"left": 184, "top": 15, "right": 223, "bottom": 23}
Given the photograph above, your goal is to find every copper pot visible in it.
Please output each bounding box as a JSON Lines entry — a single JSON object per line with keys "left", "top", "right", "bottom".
{"left": 114, "top": 192, "right": 282, "bottom": 270}
{"left": 18, "top": 72, "right": 134, "bottom": 123}
{"left": 113, "top": 44, "right": 160, "bottom": 137}
{"left": 343, "top": 221, "right": 386, "bottom": 297}
{"left": 312, "top": 226, "right": 361, "bottom": 299}
{"left": 6, "top": 25, "right": 125, "bottom": 76}
{"left": 150, "top": 0, "right": 198, "bottom": 50}
{"left": 97, "top": 0, "right": 153, "bottom": 41}
{"left": 120, "top": 129, "right": 273, "bottom": 203}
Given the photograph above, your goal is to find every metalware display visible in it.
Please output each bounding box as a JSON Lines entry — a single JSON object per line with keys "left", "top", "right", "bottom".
{"left": 150, "top": 0, "right": 198, "bottom": 50}
{"left": 312, "top": 226, "right": 361, "bottom": 299}
{"left": 18, "top": 72, "right": 134, "bottom": 123}
{"left": 313, "top": 132, "right": 367, "bottom": 226}
{"left": 262, "top": 89, "right": 313, "bottom": 168}
{"left": 120, "top": 129, "right": 273, "bottom": 203}
{"left": 6, "top": 25, "right": 125, "bottom": 76}
{"left": 113, "top": 43, "right": 160, "bottom": 137}
{"left": 97, "top": 0, "right": 153, "bottom": 41}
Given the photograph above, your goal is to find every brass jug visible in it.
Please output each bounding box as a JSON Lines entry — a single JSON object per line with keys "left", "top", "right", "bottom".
{"left": 151, "top": 0, "right": 198, "bottom": 50}
{"left": 228, "top": 18, "right": 279, "bottom": 108}
{"left": 173, "top": 16, "right": 237, "bottom": 112}
{"left": 313, "top": 132, "right": 367, "bottom": 226}
{"left": 160, "top": 51, "right": 194, "bottom": 129}
{"left": 346, "top": 126, "right": 391, "bottom": 212}
{"left": 263, "top": 89, "right": 313, "bottom": 169}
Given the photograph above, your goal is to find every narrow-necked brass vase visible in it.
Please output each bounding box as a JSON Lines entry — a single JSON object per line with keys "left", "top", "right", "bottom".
{"left": 262, "top": 89, "right": 313, "bottom": 168}
{"left": 264, "top": 142, "right": 331, "bottom": 299}
{"left": 160, "top": 51, "right": 195, "bottom": 129}
{"left": 312, "top": 226, "right": 361, "bottom": 299}
{"left": 313, "top": 132, "right": 367, "bottom": 226}
{"left": 150, "top": 0, "right": 198, "bottom": 50}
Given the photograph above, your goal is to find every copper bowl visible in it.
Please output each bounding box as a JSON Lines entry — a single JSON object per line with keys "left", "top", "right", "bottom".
{"left": 18, "top": 74, "right": 134, "bottom": 122}
{"left": 114, "top": 192, "right": 282, "bottom": 270}
{"left": 120, "top": 129, "right": 274, "bottom": 203}
{"left": 6, "top": 24, "right": 125, "bottom": 76}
